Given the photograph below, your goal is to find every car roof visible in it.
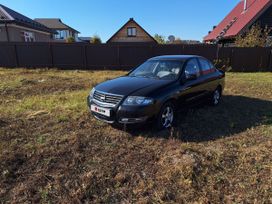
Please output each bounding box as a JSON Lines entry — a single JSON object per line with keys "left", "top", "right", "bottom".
{"left": 148, "top": 55, "right": 202, "bottom": 61}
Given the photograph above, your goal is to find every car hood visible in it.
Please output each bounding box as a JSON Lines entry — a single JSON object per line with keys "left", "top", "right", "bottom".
{"left": 95, "top": 76, "right": 172, "bottom": 96}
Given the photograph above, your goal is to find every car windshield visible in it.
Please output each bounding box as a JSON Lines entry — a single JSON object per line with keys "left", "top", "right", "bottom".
{"left": 129, "top": 60, "right": 184, "bottom": 80}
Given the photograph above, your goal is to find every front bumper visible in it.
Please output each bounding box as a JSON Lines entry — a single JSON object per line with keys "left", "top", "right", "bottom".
{"left": 87, "top": 96, "right": 157, "bottom": 124}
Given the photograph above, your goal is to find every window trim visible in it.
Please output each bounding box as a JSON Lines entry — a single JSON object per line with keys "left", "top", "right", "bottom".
{"left": 127, "top": 27, "right": 137, "bottom": 37}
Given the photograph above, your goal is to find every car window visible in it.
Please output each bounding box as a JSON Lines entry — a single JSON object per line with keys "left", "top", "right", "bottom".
{"left": 199, "top": 58, "right": 215, "bottom": 75}
{"left": 184, "top": 59, "right": 200, "bottom": 79}
{"left": 129, "top": 60, "right": 183, "bottom": 80}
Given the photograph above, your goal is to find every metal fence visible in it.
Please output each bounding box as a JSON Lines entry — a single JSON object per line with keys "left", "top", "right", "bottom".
{"left": 0, "top": 42, "right": 271, "bottom": 72}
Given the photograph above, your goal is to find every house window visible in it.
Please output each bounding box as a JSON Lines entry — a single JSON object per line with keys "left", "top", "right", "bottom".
{"left": 127, "top": 27, "right": 137, "bottom": 37}
{"left": 23, "top": 31, "right": 35, "bottom": 42}
{"left": 54, "top": 30, "right": 68, "bottom": 40}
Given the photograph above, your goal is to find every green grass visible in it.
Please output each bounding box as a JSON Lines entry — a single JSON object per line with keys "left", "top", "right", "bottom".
{"left": 0, "top": 68, "right": 271, "bottom": 203}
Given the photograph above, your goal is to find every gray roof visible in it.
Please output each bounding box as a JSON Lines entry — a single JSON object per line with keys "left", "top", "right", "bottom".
{"left": 78, "top": 37, "right": 92, "bottom": 41}
{"left": 34, "top": 18, "right": 80, "bottom": 33}
{"left": 0, "top": 4, "right": 54, "bottom": 34}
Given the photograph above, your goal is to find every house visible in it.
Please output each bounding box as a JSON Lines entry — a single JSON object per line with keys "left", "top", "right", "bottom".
{"left": 107, "top": 18, "right": 157, "bottom": 44}
{"left": 204, "top": 0, "right": 272, "bottom": 45}
{"left": 0, "top": 4, "right": 54, "bottom": 42}
{"left": 34, "top": 18, "right": 80, "bottom": 42}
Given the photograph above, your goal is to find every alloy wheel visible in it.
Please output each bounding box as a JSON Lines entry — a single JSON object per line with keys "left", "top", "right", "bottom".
{"left": 213, "top": 89, "right": 221, "bottom": 105}
{"left": 161, "top": 106, "right": 174, "bottom": 128}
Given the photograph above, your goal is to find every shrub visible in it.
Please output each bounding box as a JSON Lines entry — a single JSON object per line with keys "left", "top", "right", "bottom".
{"left": 66, "top": 36, "right": 75, "bottom": 43}
{"left": 154, "top": 34, "right": 166, "bottom": 44}
{"left": 90, "top": 35, "right": 102, "bottom": 44}
{"left": 213, "top": 59, "right": 232, "bottom": 72}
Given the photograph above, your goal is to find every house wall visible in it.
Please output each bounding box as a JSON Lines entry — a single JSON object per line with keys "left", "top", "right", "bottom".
{"left": 258, "top": 5, "right": 272, "bottom": 28}
{"left": 0, "top": 24, "right": 8, "bottom": 41}
{"left": 0, "top": 24, "right": 51, "bottom": 42}
{"left": 108, "top": 21, "right": 155, "bottom": 43}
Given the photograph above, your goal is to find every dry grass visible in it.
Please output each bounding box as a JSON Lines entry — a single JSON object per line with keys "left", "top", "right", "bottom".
{"left": 0, "top": 68, "right": 271, "bottom": 203}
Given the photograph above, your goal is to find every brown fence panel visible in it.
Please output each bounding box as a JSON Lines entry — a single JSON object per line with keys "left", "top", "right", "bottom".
{"left": 119, "top": 45, "right": 153, "bottom": 69}
{"left": 216, "top": 47, "right": 233, "bottom": 69}
{"left": 231, "top": 47, "right": 270, "bottom": 72}
{"left": 151, "top": 45, "right": 183, "bottom": 56}
{"left": 86, "top": 45, "right": 119, "bottom": 69}
{"left": 16, "top": 43, "right": 52, "bottom": 68}
{"left": 51, "top": 44, "right": 85, "bottom": 69}
{"left": 0, "top": 43, "right": 17, "bottom": 67}
{"left": 182, "top": 44, "right": 218, "bottom": 61}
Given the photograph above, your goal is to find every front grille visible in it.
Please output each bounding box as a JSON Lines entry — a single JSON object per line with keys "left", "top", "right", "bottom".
{"left": 93, "top": 91, "right": 123, "bottom": 106}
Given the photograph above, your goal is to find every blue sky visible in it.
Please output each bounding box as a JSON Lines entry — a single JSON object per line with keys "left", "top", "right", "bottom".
{"left": 0, "top": 0, "right": 239, "bottom": 42}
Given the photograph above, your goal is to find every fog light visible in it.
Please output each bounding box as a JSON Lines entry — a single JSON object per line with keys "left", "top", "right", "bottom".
{"left": 120, "top": 117, "right": 148, "bottom": 123}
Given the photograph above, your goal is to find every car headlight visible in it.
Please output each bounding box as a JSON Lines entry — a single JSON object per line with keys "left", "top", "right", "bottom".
{"left": 123, "top": 96, "right": 154, "bottom": 106}
{"left": 89, "top": 88, "right": 95, "bottom": 99}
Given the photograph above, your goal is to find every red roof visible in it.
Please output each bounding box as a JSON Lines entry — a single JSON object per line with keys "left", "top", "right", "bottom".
{"left": 204, "top": 0, "right": 272, "bottom": 42}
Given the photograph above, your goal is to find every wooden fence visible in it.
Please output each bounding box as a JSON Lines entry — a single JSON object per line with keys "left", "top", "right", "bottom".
{"left": 0, "top": 42, "right": 271, "bottom": 72}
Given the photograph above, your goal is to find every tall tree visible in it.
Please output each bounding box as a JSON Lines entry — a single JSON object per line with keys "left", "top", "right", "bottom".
{"left": 235, "top": 24, "right": 272, "bottom": 47}
{"left": 154, "top": 34, "right": 166, "bottom": 44}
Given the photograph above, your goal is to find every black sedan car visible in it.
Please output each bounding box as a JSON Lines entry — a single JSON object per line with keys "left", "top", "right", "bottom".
{"left": 87, "top": 55, "right": 225, "bottom": 129}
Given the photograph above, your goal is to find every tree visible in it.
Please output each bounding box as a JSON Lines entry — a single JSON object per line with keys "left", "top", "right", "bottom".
{"left": 154, "top": 34, "right": 166, "bottom": 44}
{"left": 235, "top": 24, "right": 272, "bottom": 47}
{"left": 66, "top": 36, "right": 75, "bottom": 43}
{"left": 90, "top": 35, "right": 102, "bottom": 44}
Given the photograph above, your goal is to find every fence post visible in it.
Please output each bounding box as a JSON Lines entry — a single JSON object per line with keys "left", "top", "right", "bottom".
{"left": 14, "top": 44, "right": 19, "bottom": 67}
{"left": 83, "top": 45, "right": 87, "bottom": 69}
{"left": 49, "top": 43, "right": 54, "bottom": 68}
{"left": 117, "top": 45, "right": 120, "bottom": 68}
{"left": 216, "top": 45, "right": 220, "bottom": 60}
{"left": 268, "top": 49, "right": 272, "bottom": 72}
{"left": 230, "top": 48, "right": 234, "bottom": 71}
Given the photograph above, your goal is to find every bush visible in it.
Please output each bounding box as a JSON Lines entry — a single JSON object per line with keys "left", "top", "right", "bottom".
{"left": 66, "top": 36, "right": 75, "bottom": 43}
{"left": 154, "top": 34, "right": 166, "bottom": 44}
{"left": 213, "top": 59, "right": 232, "bottom": 72}
{"left": 235, "top": 24, "right": 272, "bottom": 47}
{"left": 90, "top": 35, "right": 102, "bottom": 44}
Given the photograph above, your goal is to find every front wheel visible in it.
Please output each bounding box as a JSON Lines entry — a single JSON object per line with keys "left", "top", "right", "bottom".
{"left": 156, "top": 102, "right": 176, "bottom": 130}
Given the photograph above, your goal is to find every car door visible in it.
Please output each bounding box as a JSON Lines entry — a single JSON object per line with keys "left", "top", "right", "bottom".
{"left": 197, "top": 58, "right": 218, "bottom": 95}
{"left": 178, "top": 58, "right": 206, "bottom": 105}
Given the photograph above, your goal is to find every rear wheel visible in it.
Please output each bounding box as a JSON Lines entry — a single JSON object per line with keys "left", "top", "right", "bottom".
{"left": 156, "top": 101, "right": 176, "bottom": 130}
{"left": 209, "top": 88, "right": 221, "bottom": 106}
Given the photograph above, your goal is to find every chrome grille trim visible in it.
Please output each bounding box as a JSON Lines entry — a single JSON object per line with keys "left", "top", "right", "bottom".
{"left": 93, "top": 90, "right": 124, "bottom": 107}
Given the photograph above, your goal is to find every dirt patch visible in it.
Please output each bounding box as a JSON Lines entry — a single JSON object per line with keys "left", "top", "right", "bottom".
{"left": 0, "top": 76, "right": 91, "bottom": 98}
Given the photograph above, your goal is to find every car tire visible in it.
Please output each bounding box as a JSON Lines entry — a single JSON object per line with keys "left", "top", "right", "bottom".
{"left": 156, "top": 101, "right": 176, "bottom": 130}
{"left": 209, "top": 88, "right": 221, "bottom": 106}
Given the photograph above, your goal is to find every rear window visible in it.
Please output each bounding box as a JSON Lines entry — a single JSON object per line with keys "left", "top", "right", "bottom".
{"left": 199, "top": 58, "right": 215, "bottom": 75}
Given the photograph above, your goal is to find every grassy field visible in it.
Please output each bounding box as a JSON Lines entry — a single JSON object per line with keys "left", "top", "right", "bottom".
{"left": 0, "top": 68, "right": 271, "bottom": 203}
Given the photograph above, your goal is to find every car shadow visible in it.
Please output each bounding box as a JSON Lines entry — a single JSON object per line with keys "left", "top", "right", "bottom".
{"left": 122, "top": 95, "right": 272, "bottom": 142}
